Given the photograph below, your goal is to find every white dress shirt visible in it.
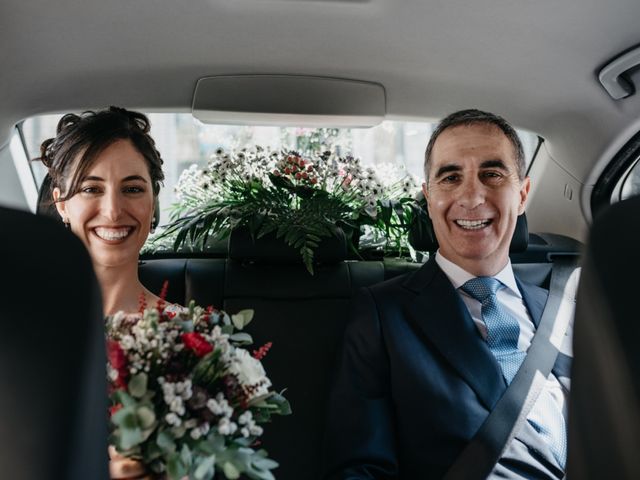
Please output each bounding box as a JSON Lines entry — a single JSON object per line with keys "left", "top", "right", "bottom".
{"left": 435, "top": 251, "right": 569, "bottom": 421}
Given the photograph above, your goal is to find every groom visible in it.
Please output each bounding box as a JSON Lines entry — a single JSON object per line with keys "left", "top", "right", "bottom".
{"left": 322, "top": 109, "right": 572, "bottom": 479}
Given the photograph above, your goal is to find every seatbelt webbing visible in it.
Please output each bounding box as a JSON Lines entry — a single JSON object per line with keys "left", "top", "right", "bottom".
{"left": 443, "top": 257, "right": 578, "bottom": 480}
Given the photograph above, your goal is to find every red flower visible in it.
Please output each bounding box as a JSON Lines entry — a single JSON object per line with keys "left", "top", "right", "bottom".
{"left": 182, "top": 332, "right": 214, "bottom": 357}
{"left": 253, "top": 341, "right": 273, "bottom": 360}
{"left": 107, "top": 340, "right": 127, "bottom": 370}
{"left": 107, "top": 340, "right": 129, "bottom": 389}
{"left": 109, "top": 403, "right": 123, "bottom": 417}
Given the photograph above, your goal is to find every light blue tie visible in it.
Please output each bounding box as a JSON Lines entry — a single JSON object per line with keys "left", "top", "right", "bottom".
{"left": 461, "top": 277, "right": 567, "bottom": 469}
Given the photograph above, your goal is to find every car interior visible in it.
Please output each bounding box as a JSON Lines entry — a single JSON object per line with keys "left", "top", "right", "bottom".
{"left": 1, "top": 0, "right": 640, "bottom": 478}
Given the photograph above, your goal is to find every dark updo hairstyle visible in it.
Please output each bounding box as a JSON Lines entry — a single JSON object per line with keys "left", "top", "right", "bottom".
{"left": 39, "top": 106, "right": 164, "bottom": 202}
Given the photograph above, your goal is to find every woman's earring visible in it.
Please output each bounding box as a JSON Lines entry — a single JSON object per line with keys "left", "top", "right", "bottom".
{"left": 63, "top": 218, "right": 70, "bottom": 229}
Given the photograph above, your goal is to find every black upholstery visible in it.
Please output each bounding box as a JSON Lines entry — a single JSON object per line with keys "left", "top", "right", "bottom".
{"left": 409, "top": 211, "right": 529, "bottom": 253}
{"left": 35, "top": 173, "right": 60, "bottom": 222}
{"left": 567, "top": 196, "right": 640, "bottom": 479}
{"left": 0, "top": 206, "right": 108, "bottom": 480}
{"left": 228, "top": 226, "right": 348, "bottom": 265}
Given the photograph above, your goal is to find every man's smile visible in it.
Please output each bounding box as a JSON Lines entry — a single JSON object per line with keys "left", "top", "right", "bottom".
{"left": 454, "top": 219, "right": 493, "bottom": 230}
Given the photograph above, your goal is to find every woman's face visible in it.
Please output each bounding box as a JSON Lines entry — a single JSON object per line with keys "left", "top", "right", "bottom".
{"left": 54, "top": 139, "right": 155, "bottom": 269}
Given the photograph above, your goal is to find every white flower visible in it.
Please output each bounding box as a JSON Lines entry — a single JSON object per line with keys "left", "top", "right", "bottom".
{"left": 165, "top": 413, "right": 181, "bottom": 427}
{"left": 206, "top": 393, "right": 233, "bottom": 418}
{"left": 229, "top": 348, "right": 271, "bottom": 390}
{"left": 217, "top": 417, "right": 237, "bottom": 436}
{"left": 237, "top": 411, "right": 253, "bottom": 425}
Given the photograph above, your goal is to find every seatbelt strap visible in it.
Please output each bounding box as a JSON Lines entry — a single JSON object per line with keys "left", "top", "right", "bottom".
{"left": 443, "top": 256, "right": 578, "bottom": 480}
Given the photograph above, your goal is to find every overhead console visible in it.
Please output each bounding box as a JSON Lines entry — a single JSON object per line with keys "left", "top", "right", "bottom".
{"left": 191, "top": 75, "right": 386, "bottom": 127}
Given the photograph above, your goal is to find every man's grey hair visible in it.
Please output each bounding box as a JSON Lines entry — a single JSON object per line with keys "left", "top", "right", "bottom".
{"left": 423, "top": 109, "right": 526, "bottom": 186}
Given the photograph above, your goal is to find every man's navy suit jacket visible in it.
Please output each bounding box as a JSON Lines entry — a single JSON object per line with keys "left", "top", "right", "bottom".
{"left": 323, "top": 258, "right": 572, "bottom": 479}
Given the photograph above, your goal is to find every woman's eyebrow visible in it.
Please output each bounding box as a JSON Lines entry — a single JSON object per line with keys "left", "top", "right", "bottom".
{"left": 82, "top": 175, "right": 104, "bottom": 182}
{"left": 122, "top": 175, "right": 148, "bottom": 183}
{"left": 81, "top": 175, "right": 148, "bottom": 182}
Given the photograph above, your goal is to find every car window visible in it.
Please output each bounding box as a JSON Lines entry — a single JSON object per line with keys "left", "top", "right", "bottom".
{"left": 20, "top": 113, "right": 540, "bottom": 226}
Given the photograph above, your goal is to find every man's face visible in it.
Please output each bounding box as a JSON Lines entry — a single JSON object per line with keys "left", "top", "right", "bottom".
{"left": 422, "top": 123, "right": 530, "bottom": 276}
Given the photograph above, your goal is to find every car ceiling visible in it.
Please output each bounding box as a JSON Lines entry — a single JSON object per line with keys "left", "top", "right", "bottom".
{"left": 2, "top": 0, "right": 640, "bottom": 189}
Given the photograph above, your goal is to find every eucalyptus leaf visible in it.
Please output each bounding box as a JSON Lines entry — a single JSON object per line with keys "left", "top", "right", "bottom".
{"left": 118, "top": 424, "right": 143, "bottom": 450}
{"left": 229, "top": 332, "right": 253, "bottom": 345}
{"left": 136, "top": 405, "right": 155, "bottom": 428}
{"left": 222, "top": 461, "right": 241, "bottom": 479}
{"left": 157, "top": 430, "right": 177, "bottom": 453}
{"left": 112, "top": 390, "right": 136, "bottom": 408}
{"left": 221, "top": 324, "right": 234, "bottom": 335}
{"left": 128, "top": 373, "right": 148, "bottom": 398}
{"left": 231, "top": 309, "right": 254, "bottom": 329}
{"left": 194, "top": 454, "right": 216, "bottom": 480}
{"left": 180, "top": 443, "right": 192, "bottom": 468}
{"left": 167, "top": 452, "right": 187, "bottom": 480}
{"left": 253, "top": 457, "right": 279, "bottom": 470}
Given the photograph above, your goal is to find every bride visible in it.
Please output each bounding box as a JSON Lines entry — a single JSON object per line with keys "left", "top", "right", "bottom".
{"left": 41, "top": 106, "right": 166, "bottom": 479}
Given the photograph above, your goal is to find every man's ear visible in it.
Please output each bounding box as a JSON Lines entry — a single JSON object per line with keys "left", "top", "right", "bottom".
{"left": 518, "top": 177, "right": 531, "bottom": 215}
{"left": 52, "top": 187, "right": 67, "bottom": 222}
{"left": 422, "top": 182, "right": 431, "bottom": 215}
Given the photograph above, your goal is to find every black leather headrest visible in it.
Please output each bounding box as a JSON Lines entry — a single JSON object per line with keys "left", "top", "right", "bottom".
{"left": 228, "top": 226, "right": 348, "bottom": 264}
{"left": 409, "top": 210, "right": 529, "bottom": 253}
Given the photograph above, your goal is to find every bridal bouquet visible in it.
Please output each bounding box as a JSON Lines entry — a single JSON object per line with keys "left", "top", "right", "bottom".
{"left": 106, "top": 287, "right": 290, "bottom": 480}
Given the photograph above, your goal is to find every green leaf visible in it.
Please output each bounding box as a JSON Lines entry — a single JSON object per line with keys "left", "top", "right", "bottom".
{"left": 266, "top": 392, "right": 292, "bottom": 415}
{"left": 229, "top": 332, "right": 253, "bottom": 345}
{"left": 128, "top": 373, "right": 148, "bottom": 398}
{"left": 253, "top": 456, "right": 279, "bottom": 470}
{"left": 112, "top": 390, "right": 136, "bottom": 408}
{"left": 194, "top": 454, "right": 216, "bottom": 480}
{"left": 119, "top": 426, "right": 143, "bottom": 450}
{"left": 231, "top": 309, "right": 254, "bottom": 329}
{"left": 136, "top": 405, "right": 156, "bottom": 429}
{"left": 112, "top": 406, "right": 138, "bottom": 428}
{"left": 166, "top": 452, "right": 187, "bottom": 480}
{"left": 221, "top": 324, "right": 234, "bottom": 335}
{"left": 180, "top": 443, "right": 192, "bottom": 469}
{"left": 223, "top": 461, "right": 241, "bottom": 479}
{"left": 156, "top": 430, "right": 176, "bottom": 453}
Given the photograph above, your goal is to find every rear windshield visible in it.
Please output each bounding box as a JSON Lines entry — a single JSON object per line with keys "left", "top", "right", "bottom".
{"left": 22, "top": 113, "right": 540, "bottom": 227}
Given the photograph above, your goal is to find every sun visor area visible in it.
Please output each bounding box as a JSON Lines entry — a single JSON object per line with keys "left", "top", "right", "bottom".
{"left": 192, "top": 75, "right": 386, "bottom": 127}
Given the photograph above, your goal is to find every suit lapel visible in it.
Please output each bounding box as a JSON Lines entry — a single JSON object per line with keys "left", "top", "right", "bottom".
{"left": 517, "top": 277, "right": 547, "bottom": 329}
{"left": 403, "top": 259, "right": 506, "bottom": 410}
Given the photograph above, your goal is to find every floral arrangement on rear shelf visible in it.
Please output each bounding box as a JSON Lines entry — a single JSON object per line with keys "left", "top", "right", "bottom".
{"left": 147, "top": 146, "right": 426, "bottom": 273}
{"left": 106, "top": 283, "right": 290, "bottom": 480}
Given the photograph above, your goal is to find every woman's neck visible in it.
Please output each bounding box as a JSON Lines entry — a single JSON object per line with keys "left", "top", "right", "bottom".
{"left": 93, "top": 262, "right": 153, "bottom": 315}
